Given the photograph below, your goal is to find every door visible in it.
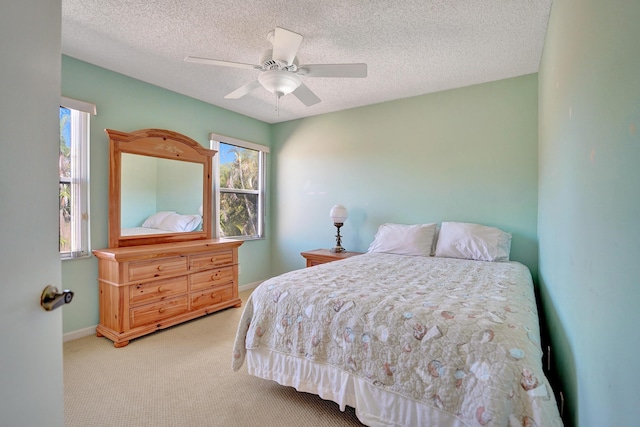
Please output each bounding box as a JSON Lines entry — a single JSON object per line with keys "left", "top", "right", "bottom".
{"left": 0, "top": 1, "right": 64, "bottom": 426}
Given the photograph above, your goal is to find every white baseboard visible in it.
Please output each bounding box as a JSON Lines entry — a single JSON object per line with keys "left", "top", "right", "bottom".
{"left": 64, "top": 325, "right": 97, "bottom": 342}
{"left": 64, "top": 281, "right": 263, "bottom": 342}
{"left": 239, "top": 280, "right": 263, "bottom": 292}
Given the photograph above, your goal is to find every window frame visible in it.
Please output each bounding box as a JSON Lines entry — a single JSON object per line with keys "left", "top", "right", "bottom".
{"left": 209, "top": 133, "right": 268, "bottom": 241}
{"left": 59, "top": 96, "right": 95, "bottom": 260}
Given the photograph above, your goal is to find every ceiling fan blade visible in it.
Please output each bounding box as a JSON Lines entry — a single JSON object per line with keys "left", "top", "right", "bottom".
{"left": 184, "top": 56, "right": 259, "bottom": 70}
{"left": 272, "top": 27, "right": 303, "bottom": 66}
{"left": 224, "top": 80, "right": 262, "bottom": 99}
{"left": 292, "top": 83, "right": 321, "bottom": 106}
{"left": 298, "top": 63, "right": 367, "bottom": 78}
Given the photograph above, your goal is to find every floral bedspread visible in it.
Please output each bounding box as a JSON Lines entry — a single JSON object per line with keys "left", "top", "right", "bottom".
{"left": 232, "top": 253, "right": 562, "bottom": 427}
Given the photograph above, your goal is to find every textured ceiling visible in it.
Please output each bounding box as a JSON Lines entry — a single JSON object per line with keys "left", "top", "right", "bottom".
{"left": 61, "top": 0, "right": 552, "bottom": 124}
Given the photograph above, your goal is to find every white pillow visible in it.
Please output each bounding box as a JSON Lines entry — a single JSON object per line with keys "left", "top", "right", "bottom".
{"left": 158, "top": 213, "right": 202, "bottom": 232}
{"left": 141, "top": 211, "right": 175, "bottom": 229}
{"left": 367, "top": 223, "right": 437, "bottom": 257}
{"left": 434, "top": 222, "right": 511, "bottom": 262}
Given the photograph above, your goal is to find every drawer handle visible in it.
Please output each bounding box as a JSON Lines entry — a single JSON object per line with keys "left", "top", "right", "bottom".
{"left": 157, "top": 265, "right": 164, "bottom": 271}
{"left": 210, "top": 257, "right": 216, "bottom": 262}
{"left": 158, "top": 307, "right": 166, "bottom": 313}
{"left": 158, "top": 286, "right": 165, "bottom": 292}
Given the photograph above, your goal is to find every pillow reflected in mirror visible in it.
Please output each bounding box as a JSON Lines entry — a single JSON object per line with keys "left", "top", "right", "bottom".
{"left": 157, "top": 213, "right": 202, "bottom": 232}
{"left": 141, "top": 211, "right": 175, "bottom": 229}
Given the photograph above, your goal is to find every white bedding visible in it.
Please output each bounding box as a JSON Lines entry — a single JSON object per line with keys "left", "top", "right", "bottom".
{"left": 120, "top": 227, "right": 174, "bottom": 236}
{"left": 232, "top": 253, "right": 563, "bottom": 427}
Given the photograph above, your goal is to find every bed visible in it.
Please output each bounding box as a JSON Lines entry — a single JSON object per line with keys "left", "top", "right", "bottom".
{"left": 232, "top": 222, "right": 563, "bottom": 427}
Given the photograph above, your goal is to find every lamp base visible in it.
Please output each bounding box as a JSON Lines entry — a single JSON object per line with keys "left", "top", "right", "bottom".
{"left": 331, "top": 222, "right": 345, "bottom": 253}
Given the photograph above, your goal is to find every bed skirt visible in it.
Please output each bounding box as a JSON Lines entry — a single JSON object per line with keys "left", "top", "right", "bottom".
{"left": 245, "top": 347, "right": 468, "bottom": 427}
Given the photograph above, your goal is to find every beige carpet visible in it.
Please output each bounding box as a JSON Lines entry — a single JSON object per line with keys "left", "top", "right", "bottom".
{"left": 64, "top": 290, "right": 363, "bottom": 427}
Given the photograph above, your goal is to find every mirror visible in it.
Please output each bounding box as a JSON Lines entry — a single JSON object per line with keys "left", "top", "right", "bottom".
{"left": 120, "top": 154, "right": 203, "bottom": 232}
{"left": 106, "top": 128, "right": 215, "bottom": 248}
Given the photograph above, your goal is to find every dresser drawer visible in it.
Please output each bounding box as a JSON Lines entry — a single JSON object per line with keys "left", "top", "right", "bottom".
{"left": 190, "top": 267, "right": 234, "bottom": 291}
{"left": 129, "top": 276, "right": 188, "bottom": 306}
{"left": 128, "top": 256, "right": 187, "bottom": 282}
{"left": 190, "top": 284, "right": 233, "bottom": 311}
{"left": 129, "top": 296, "right": 189, "bottom": 328}
{"left": 190, "top": 251, "right": 234, "bottom": 270}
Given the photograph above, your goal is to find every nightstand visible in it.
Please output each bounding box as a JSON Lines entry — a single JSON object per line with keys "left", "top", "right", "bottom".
{"left": 300, "top": 249, "right": 364, "bottom": 267}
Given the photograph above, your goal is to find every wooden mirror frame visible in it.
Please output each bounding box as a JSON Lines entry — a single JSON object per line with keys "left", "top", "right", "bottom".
{"left": 106, "top": 128, "right": 215, "bottom": 248}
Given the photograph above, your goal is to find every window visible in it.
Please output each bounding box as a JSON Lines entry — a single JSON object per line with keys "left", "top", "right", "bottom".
{"left": 209, "top": 133, "right": 268, "bottom": 240}
{"left": 59, "top": 97, "right": 95, "bottom": 259}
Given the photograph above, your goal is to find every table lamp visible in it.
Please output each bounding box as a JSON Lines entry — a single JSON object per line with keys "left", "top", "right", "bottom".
{"left": 329, "top": 204, "right": 348, "bottom": 253}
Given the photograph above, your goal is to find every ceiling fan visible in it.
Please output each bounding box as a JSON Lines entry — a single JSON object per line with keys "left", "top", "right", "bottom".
{"left": 184, "top": 27, "right": 367, "bottom": 108}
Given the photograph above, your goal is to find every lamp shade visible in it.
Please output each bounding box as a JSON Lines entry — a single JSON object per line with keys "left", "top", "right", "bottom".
{"left": 329, "top": 204, "right": 348, "bottom": 224}
{"left": 258, "top": 69, "right": 302, "bottom": 97}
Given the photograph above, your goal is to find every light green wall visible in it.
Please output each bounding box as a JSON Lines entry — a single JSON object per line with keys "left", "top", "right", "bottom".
{"left": 61, "top": 56, "right": 272, "bottom": 333}
{"left": 271, "top": 75, "right": 539, "bottom": 277}
{"left": 538, "top": 1, "right": 640, "bottom": 426}
{"left": 121, "top": 154, "right": 157, "bottom": 227}
{"left": 156, "top": 158, "right": 202, "bottom": 216}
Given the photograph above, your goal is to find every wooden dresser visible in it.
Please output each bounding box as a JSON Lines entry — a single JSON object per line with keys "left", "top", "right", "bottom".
{"left": 93, "top": 238, "right": 242, "bottom": 347}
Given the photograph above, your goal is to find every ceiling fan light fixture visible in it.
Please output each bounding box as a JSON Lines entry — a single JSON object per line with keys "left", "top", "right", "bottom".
{"left": 258, "top": 69, "right": 301, "bottom": 97}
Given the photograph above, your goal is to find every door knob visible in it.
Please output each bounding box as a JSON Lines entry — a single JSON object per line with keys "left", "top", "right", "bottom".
{"left": 41, "top": 285, "right": 74, "bottom": 311}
